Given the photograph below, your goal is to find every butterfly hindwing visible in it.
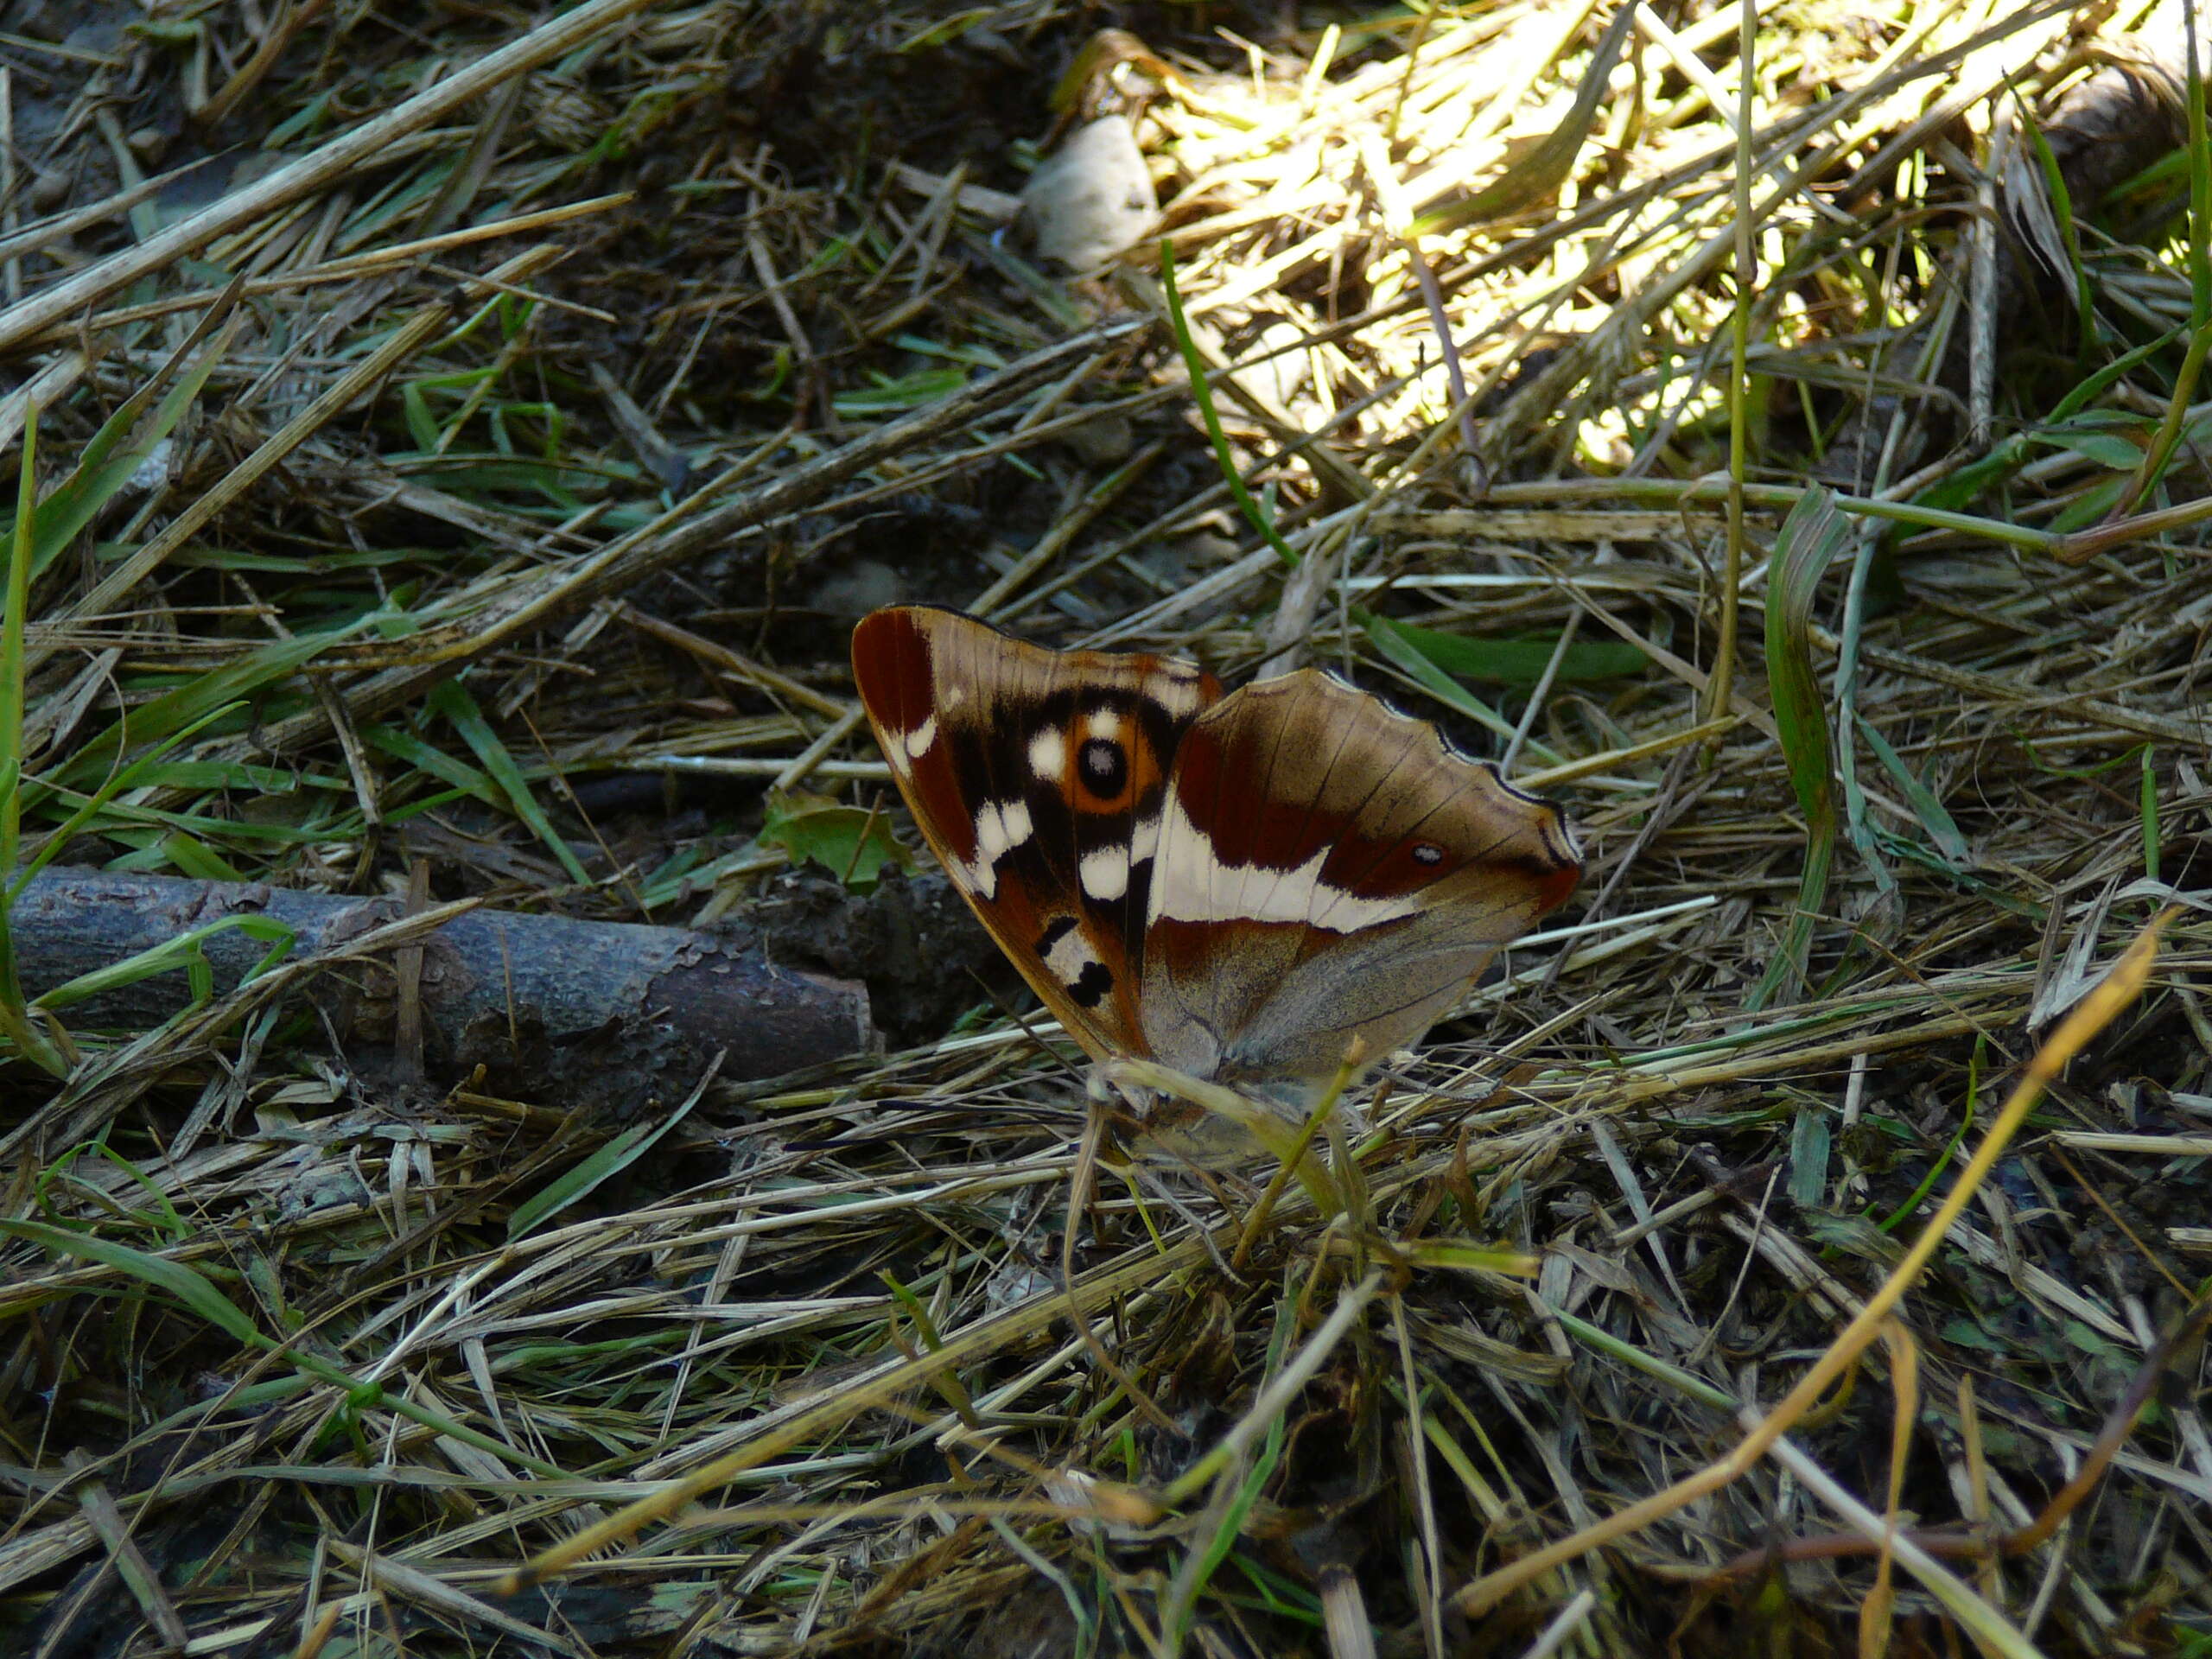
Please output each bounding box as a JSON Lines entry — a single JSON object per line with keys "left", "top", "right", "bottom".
{"left": 1140, "top": 668, "right": 1580, "bottom": 1110}
{"left": 851, "top": 606, "right": 1222, "bottom": 1061}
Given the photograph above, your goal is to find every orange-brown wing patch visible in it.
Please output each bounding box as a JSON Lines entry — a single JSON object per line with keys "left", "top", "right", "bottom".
{"left": 852, "top": 605, "right": 1221, "bottom": 1062}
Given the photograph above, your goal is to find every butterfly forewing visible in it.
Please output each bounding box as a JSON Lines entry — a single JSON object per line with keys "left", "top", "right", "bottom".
{"left": 851, "top": 606, "right": 1222, "bottom": 1061}
{"left": 1141, "top": 669, "right": 1580, "bottom": 1109}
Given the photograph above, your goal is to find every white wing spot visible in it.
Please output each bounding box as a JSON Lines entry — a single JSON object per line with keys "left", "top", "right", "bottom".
{"left": 962, "top": 798, "right": 1033, "bottom": 899}
{"left": 1129, "top": 813, "right": 1160, "bottom": 864}
{"left": 1086, "top": 709, "right": 1124, "bottom": 742}
{"left": 904, "top": 715, "right": 938, "bottom": 760}
{"left": 1149, "top": 793, "right": 1420, "bottom": 929}
{"left": 1028, "top": 726, "right": 1066, "bottom": 781}
{"left": 1154, "top": 677, "right": 1202, "bottom": 717}
{"left": 1041, "top": 922, "right": 1096, "bottom": 984}
{"left": 976, "top": 798, "right": 1033, "bottom": 869}
{"left": 1079, "top": 844, "right": 1129, "bottom": 902}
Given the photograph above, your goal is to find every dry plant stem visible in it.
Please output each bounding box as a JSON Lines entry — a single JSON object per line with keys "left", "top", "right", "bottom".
{"left": 35, "top": 194, "right": 632, "bottom": 342}
{"left": 0, "top": 0, "right": 654, "bottom": 360}
{"left": 1060, "top": 1101, "right": 1183, "bottom": 1438}
{"left": 2054, "top": 486, "right": 2212, "bottom": 563}
{"left": 1515, "top": 715, "right": 1737, "bottom": 790}
{"left": 1861, "top": 1319, "right": 1920, "bottom": 1659}
{"left": 29, "top": 300, "right": 451, "bottom": 672}
{"left": 1998, "top": 1289, "right": 2212, "bottom": 1555}
{"left": 1754, "top": 1417, "right": 2039, "bottom": 1659}
{"left": 619, "top": 605, "right": 851, "bottom": 719}
{"left": 1547, "top": 1305, "right": 2030, "bottom": 1655}
{"left": 47, "top": 1452, "right": 189, "bottom": 1655}
{"left": 1452, "top": 909, "right": 2171, "bottom": 1617}
{"left": 1390, "top": 1296, "right": 1447, "bottom": 1659}
{"left": 503, "top": 1230, "right": 1226, "bottom": 1590}
{"left": 194, "top": 0, "right": 331, "bottom": 129}
{"left": 0, "top": 154, "right": 219, "bottom": 270}
{"left": 1705, "top": 1286, "right": 2212, "bottom": 1582}
{"left": 1159, "top": 1270, "right": 1383, "bottom": 1508}
{"left": 972, "top": 437, "right": 1170, "bottom": 618}
{"left": 328, "top": 1540, "right": 582, "bottom": 1657}
{"left": 1230, "top": 1061, "right": 1347, "bottom": 1273}
{"left": 240, "top": 323, "right": 1142, "bottom": 755}
{"left": 1704, "top": 0, "right": 1758, "bottom": 732}
{"left": 0, "top": 351, "right": 82, "bottom": 455}
{"left": 292, "top": 1604, "right": 341, "bottom": 1659}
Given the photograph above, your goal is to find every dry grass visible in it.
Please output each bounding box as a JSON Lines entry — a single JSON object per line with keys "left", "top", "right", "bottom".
{"left": 0, "top": 1, "right": 2208, "bottom": 1655}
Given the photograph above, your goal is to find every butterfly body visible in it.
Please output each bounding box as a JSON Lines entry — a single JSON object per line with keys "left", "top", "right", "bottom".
{"left": 852, "top": 606, "right": 1580, "bottom": 1141}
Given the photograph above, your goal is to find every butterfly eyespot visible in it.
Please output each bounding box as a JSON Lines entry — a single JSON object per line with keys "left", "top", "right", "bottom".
{"left": 1078, "top": 737, "right": 1128, "bottom": 797}
{"left": 1410, "top": 842, "right": 1445, "bottom": 866}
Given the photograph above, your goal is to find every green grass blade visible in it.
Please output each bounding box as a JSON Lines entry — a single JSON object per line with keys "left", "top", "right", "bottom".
{"left": 1362, "top": 612, "right": 1559, "bottom": 757}
{"left": 1856, "top": 715, "right": 1970, "bottom": 869}
{"left": 13, "top": 702, "right": 252, "bottom": 899}
{"left": 35, "top": 912, "right": 296, "bottom": 1013}
{"left": 1159, "top": 244, "right": 1300, "bottom": 569}
{"left": 25, "top": 327, "right": 237, "bottom": 580}
{"left": 360, "top": 721, "right": 502, "bottom": 804}
{"left": 2, "top": 410, "right": 34, "bottom": 875}
{"left": 0, "top": 1217, "right": 264, "bottom": 1343}
{"left": 1352, "top": 611, "right": 1646, "bottom": 684}
{"left": 2021, "top": 111, "right": 2095, "bottom": 360}
{"left": 49, "top": 627, "right": 353, "bottom": 795}
{"left": 0, "top": 409, "right": 63, "bottom": 1074}
{"left": 1747, "top": 486, "right": 1849, "bottom": 1011}
{"left": 506, "top": 1064, "right": 710, "bottom": 1238}
{"left": 2141, "top": 747, "right": 2161, "bottom": 882}
{"left": 429, "top": 680, "right": 593, "bottom": 884}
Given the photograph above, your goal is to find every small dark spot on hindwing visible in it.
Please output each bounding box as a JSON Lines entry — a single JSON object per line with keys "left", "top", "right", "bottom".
{"left": 1069, "top": 960, "right": 1114, "bottom": 1008}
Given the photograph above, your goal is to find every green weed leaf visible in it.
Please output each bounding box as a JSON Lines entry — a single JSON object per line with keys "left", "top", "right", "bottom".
{"left": 761, "top": 791, "right": 914, "bottom": 889}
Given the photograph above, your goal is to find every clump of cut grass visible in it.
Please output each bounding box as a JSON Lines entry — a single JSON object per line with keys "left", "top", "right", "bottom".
{"left": 0, "top": 3, "right": 2206, "bottom": 1656}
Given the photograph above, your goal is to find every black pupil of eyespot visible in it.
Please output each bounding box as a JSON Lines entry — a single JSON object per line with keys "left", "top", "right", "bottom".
{"left": 1413, "top": 842, "right": 1442, "bottom": 864}
{"left": 1080, "top": 739, "right": 1125, "bottom": 794}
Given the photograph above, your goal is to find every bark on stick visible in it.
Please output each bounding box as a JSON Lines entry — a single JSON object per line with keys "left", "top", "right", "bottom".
{"left": 10, "top": 868, "right": 872, "bottom": 1095}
